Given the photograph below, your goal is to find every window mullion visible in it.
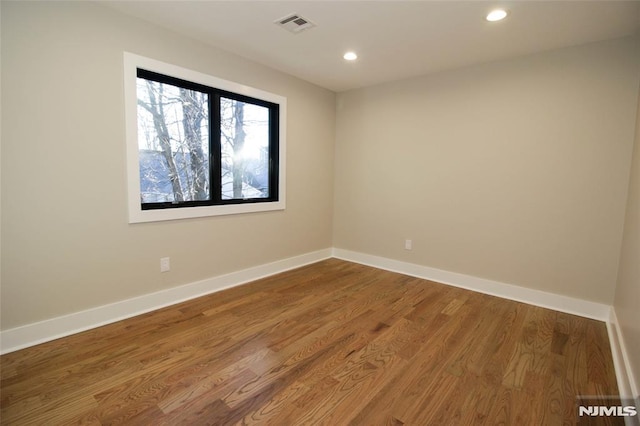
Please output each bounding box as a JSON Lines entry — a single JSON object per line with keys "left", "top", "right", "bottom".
{"left": 211, "top": 92, "right": 222, "bottom": 203}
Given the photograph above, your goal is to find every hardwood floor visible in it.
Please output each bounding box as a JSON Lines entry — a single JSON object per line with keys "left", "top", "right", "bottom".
{"left": 0, "top": 259, "right": 622, "bottom": 425}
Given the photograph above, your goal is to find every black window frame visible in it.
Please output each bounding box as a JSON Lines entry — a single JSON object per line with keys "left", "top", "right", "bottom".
{"left": 136, "top": 68, "right": 280, "bottom": 211}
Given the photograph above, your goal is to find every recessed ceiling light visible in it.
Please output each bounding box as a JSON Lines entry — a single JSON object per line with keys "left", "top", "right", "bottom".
{"left": 343, "top": 51, "right": 358, "bottom": 61}
{"left": 486, "top": 9, "right": 508, "bottom": 22}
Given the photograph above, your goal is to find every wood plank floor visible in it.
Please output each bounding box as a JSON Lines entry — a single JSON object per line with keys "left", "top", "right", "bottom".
{"left": 1, "top": 259, "right": 621, "bottom": 425}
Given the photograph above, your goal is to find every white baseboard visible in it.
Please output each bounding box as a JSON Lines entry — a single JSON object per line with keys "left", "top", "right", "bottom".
{"left": 332, "top": 248, "right": 611, "bottom": 321}
{"left": 0, "top": 247, "right": 616, "bottom": 355}
{"left": 0, "top": 248, "right": 332, "bottom": 354}
{"left": 608, "top": 308, "right": 639, "bottom": 399}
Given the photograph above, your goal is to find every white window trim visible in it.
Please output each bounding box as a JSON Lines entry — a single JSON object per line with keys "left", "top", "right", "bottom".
{"left": 123, "top": 52, "right": 286, "bottom": 223}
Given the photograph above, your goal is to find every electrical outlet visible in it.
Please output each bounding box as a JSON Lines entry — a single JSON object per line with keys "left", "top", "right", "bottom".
{"left": 160, "top": 257, "right": 170, "bottom": 272}
{"left": 405, "top": 239, "right": 412, "bottom": 250}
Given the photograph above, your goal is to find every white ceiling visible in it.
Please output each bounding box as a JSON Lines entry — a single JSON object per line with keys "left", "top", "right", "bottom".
{"left": 103, "top": 1, "right": 640, "bottom": 92}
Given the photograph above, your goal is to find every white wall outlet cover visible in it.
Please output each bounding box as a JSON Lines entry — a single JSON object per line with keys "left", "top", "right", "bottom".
{"left": 160, "top": 257, "right": 170, "bottom": 272}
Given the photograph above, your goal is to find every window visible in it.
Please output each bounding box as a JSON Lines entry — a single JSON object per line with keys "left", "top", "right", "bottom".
{"left": 124, "top": 53, "right": 286, "bottom": 223}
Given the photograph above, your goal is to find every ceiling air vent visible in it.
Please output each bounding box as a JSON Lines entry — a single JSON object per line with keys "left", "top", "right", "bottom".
{"left": 275, "top": 13, "right": 316, "bottom": 34}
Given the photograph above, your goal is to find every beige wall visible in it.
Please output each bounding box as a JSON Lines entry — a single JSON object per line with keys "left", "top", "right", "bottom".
{"left": 334, "top": 37, "right": 640, "bottom": 304}
{"left": 1, "top": 0, "right": 639, "bottom": 339}
{"left": 613, "top": 84, "right": 640, "bottom": 396}
{"left": 0, "top": 2, "right": 335, "bottom": 329}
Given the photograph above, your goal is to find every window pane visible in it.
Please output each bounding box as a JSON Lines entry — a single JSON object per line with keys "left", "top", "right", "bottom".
{"left": 220, "top": 98, "right": 270, "bottom": 200}
{"left": 137, "top": 77, "right": 210, "bottom": 203}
